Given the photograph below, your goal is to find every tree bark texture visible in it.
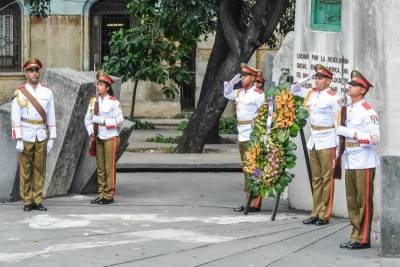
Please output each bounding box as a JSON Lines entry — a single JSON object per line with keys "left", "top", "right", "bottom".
{"left": 177, "top": 0, "right": 289, "bottom": 153}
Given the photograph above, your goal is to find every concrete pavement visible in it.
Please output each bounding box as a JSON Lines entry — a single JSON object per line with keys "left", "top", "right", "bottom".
{"left": 0, "top": 172, "right": 386, "bottom": 267}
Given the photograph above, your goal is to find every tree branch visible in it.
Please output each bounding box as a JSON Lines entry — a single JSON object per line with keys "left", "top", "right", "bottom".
{"left": 243, "top": 0, "right": 289, "bottom": 51}
{"left": 219, "top": 0, "right": 242, "bottom": 56}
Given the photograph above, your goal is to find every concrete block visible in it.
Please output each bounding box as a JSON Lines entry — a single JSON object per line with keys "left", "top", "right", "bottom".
{"left": 0, "top": 103, "right": 19, "bottom": 201}
{"left": 41, "top": 68, "right": 100, "bottom": 197}
{"left": 380, "top": 156, "right": 400, "bottom": 257}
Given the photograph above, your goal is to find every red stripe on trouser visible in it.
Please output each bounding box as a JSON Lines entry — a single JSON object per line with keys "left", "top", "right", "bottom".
{"left": 254, "top": 195, "right": 262, "bottom": 208}
{"left": 326, "top": 148, "right": 335, "bottom": 219}
{"left": 111, "top": 137, "right": 117, "bottom": 197}
{"left": 362, "top": 169, "right": 370, "bottom": 243}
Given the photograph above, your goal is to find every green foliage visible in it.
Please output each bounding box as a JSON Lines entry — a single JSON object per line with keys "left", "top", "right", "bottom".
{"left": 134, "top": 119, "right": 155, "bottom": 129}
{"left": 146, "top": 134, "right": 178, "bottom": 144}
{"left": 24, "top": 0, "right": 51, "bottom": 17}
{"left": 266, "top": 0, "right": 296, "bottom": 48}
{"left": 103, "top": 0, "right": 217, "bottom": 99}
{"left": 218, "top": 118, "right": 238, "bottom": 134}
{"left": 176, "top": 120, "right": 189, "bottom": 132}
{"left": 176, "top": 118, "right": 238, "bottom": 134}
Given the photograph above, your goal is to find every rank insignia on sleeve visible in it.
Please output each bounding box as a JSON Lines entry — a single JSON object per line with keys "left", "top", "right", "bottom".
{"left": 370, "top": 115, "right": 378, "bottom": 124}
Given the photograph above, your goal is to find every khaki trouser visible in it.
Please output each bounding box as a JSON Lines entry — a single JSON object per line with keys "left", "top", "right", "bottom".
{"left": 345, "top": 168, "right": 375, "bottom": 244}
{"left": 96, "top": 136, "right": 119, "bottom": 200}
{"left": 19, "top": 139, "right": 47, "bottom": 205}
{"left": 239, "top": 141, "right": 262, "bottom": 209}
{"left": 309, "top": 147, "right": 335, "bottom": 220}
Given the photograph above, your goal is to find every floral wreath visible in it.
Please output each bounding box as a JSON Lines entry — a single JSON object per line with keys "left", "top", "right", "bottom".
{"left": 243, "top": 83, "right": 309, "bottom": 197}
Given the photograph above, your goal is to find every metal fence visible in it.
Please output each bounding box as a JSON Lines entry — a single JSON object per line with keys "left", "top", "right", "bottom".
{"left": 0, "top": 0, "right": 21, "bottom": 72}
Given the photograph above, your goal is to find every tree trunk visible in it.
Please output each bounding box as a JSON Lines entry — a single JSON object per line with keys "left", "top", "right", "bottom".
{"left": 176, "top": 0, "right": 290, "bottom": 153}
{"left": 176, "top": 53, "right": 245, "bottom": 153}
{"left": 129, "top": 79, "right": 139, "bottom": 120}
{"left": 205, "top": 122, "right": 222, "bottom": 144}
{"left": 197, "top": 0, "right": 242, "bottom": 144}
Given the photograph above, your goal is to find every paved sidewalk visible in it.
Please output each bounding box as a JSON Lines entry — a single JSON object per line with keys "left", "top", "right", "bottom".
{"left": 118, "top": 128, "right": 241, "bottom": 171}
{"left": 0, "top": 172, "right": 387, "bottom": 267}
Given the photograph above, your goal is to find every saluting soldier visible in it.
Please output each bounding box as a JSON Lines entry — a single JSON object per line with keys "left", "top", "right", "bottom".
{"left": 224, "top": 63, "right": 265, "bottom": 213}
{"left": 291, "top": 64, "right": 341, "bottom": 225}
{"left": 85, "top": 72, "right": 124, "bottom": 205}
{"left": 11, "top": 58, "right": 57, "bottom": 212}
{"left": 337, "top": 70, "right": 379, "bottom": 249}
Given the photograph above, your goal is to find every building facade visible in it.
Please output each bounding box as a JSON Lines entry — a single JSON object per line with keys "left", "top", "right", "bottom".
{"left": 0, "top": 0, "right": 278, "bottom": 118}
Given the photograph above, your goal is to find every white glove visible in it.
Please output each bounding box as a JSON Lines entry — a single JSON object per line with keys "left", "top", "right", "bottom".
{"left": 47, "top": 139, "right": 54, "bottom": 153}
{"left": 16, "top": 140, "right": 24, "bottom": 152}
{"left": 336, "top": 126, "right": 355, "bottom": 138}
{"left": 92, "top": 115, "right": 105, "bottom": 125}
{"left": 291, "top": 74, "right": 313, "bottom": 92}
{"left": 229, "top": 73, "right": 241, "bottom": 86}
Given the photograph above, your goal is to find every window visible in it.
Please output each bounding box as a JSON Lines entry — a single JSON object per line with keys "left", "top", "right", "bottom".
{"left": 90, "top": 0, "right": 133, "bottom": 69}
{"left": 311, "top": 0, "right": 341, "bottom": 32}
{"left": 0, "top": 0, "right": 21, "bottom": 72}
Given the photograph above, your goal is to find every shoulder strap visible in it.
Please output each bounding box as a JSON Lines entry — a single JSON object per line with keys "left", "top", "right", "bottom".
{"left": 19, "top": 86, "right": 48, "bottom": 125}
{"left": 303, "top": 89, "right": 314, "bottom": 109}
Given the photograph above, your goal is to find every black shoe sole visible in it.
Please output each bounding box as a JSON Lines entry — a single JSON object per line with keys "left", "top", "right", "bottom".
{"left": 347, "top": 244, "right": 371, "bottom": 249}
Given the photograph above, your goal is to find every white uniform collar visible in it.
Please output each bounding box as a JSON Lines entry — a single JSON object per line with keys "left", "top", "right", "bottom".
{"left": 25, "top": 82, "right": 43, "bottom": 92}
{"left": 350, "top": 98, "right": 364, "bottom": 108}
{"left": 242, "top": 84, "right": 256, "bottom": 92}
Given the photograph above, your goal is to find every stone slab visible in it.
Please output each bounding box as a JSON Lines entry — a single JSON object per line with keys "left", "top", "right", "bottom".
{"left": 380, "top": 156, "right": 400, "bottom": 257}
{"left": 0, "top": 103, "right": 19, "bottom": 201}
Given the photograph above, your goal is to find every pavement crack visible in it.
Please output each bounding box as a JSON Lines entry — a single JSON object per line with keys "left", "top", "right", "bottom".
{"left": 193, "top": 223, "right": 340, "bottom": 267}
{"left": 264, "top": 223, "right": 351, "bottom": 267}
{"left": 101, "top": 225, "right": 303, "bottom": 266}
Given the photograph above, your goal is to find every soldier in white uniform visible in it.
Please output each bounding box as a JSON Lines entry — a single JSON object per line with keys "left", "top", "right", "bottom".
{"left": 224, "top": 63, "right": 265, "bottom": 212}
{"left": 11, "top": 58, "right": 57, "bottom": 212}
{"left": 85, "top": 72, "right": 124, "bottom": 205}
{"left": 337, "top": 70, "right": 379, "bottom": 250}
{"left": 291, "top": 64, "right": 341, "bottom": 225}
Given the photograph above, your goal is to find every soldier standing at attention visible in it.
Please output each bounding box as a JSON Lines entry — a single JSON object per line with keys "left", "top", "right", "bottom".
{"left": 337, "top": 70, "right": 379, "bottom": 249}
{"left": 291, "top": 64, "right": 341, "bottom": 225}
{"left": 85, "top": 72, "right": 124, "bottom": 205}
{"left": 11, "top": 58, "right": 57, "bottom": 212}
{"left": 224, "top": 63, "right": 265, "bottom": 213}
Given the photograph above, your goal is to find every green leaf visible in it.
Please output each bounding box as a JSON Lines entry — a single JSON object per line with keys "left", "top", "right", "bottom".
{"left": 289, "top": 124, "right": 300, "bottom": 137}
{"left": 259, "top": 186, "right": 267, "bottom": 198}
{"left": 286, "top": 140, "right": 297, "bottom": 151}
{"left": 286, "top": 161, "right": 296, "bottom": 169}
{"left": 296, "top": 118, "right": 308, "bottom": 128}
{"left": 277, "top": 129, "right": 290, "bottom": 143}
{"left": 274, "top": 183, "right": 284, "bottom": 193}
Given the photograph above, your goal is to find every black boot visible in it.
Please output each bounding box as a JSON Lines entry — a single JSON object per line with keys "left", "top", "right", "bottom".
{"left": 339, "top": 240, "right": 353, "bottom": 248}
{"left": 233, "top": 205, "right": 244, "bottom": 212}
{"left": 90, "top": 197, "right": 101, "bottom": 204}
{"left": 302, "top": 217, "right": 318, "bottom": 224}
{"left": 347, "top": 241, "right": 371, "bottom": 249}
{"left": 35, "top": 204, "right": 48, "bottom": 211}
{"left": 23, "top": 205, "right": 33, "bottom": 212}
{"left": 98, "top": 198, "right": 114, "bottom": 205}
{"left": 315, "top": 218, "right": 329, "bottom": 225}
